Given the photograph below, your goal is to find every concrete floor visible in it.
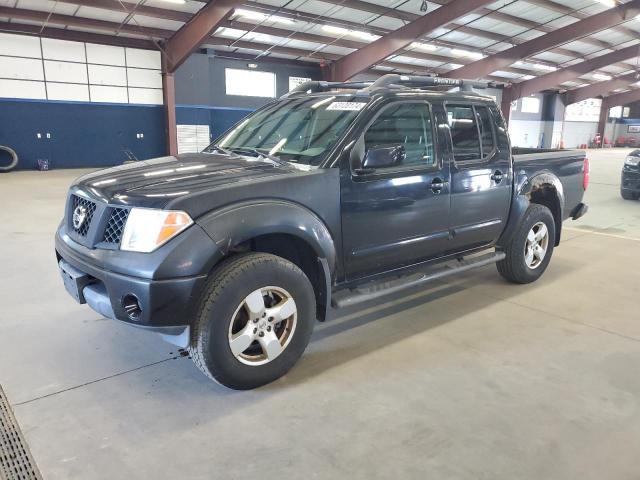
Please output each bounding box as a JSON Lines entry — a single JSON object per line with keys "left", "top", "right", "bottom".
{"left": 1, "top": 149, "right": 639, "bottom": 479}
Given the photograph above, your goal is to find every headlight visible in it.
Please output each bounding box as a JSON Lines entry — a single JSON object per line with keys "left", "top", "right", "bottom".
{"left": 121, "top": 208, "right": 193, "bottom": 253}
{"left": 624, "top": 156, "right": 640, "bottom": 167}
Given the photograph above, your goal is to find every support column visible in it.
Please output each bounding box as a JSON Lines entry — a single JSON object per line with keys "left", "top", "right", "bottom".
{"left": 597, "top": 98, "right": 609, "bottom": 146}
{"left": 163, "top": 68, "right": 178, "bottom": 156}
{"left": 500, "top": 88, "right": 512, "bottom": 125}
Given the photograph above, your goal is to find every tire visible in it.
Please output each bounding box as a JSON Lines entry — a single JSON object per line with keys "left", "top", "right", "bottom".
{"left": 0, "top": 145, "right": 18, "bottom": 172}
{"left": 189, "top": 253, "right": 316, "bottom": 390}
{"left": 621, "top": 189, "right": 638, "bottom": 200}
{"left": 497, "top": 204, "right": 556, "bottom": 284}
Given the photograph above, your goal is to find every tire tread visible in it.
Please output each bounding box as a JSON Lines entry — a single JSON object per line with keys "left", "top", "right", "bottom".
{"left": 189, "top": 253, "right": 311, "bottom": 389}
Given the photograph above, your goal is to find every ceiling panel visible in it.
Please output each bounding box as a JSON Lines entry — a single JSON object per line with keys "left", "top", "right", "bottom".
{"left": 74, "top": 6, "right": 129, "bottom": 23}
{"left": 16, "top": 0, "right": 78, "bottom": 16}
{"left": 142, "top": 0, "right": 203, "bottom": 14}
{"left": 129, "top": 15, "right": 183, "bottom": 31}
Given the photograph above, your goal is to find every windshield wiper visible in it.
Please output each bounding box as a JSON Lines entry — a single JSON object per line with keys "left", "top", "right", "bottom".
{"left": 203, "top": 144, "right": 232, "bottom": 155}
{"left": 228, "top": 147, "right": 287, "bottom": 165}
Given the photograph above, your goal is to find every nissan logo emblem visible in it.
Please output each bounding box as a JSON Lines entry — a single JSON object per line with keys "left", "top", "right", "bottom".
{"left": 72, "top": 205, "right": 88, "bottom": 230}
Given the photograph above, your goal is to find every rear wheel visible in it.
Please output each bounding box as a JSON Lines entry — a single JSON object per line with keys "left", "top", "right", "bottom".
{"left": 621, "top": 189, "right": 639, "bottom": 200}
{"left": 497, "top": 204, "right": 555, "bottom": 284}
{"left": 189, "top": 253, "right": 316, "bottom": 390}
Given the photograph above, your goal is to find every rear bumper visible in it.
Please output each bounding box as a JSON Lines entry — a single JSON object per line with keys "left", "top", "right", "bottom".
{"left": 622, "top": 170, "right": 640, "bottom": 192}
{"left": 55, "top": 223, "right": 219, "bottom": 338}
{"left": 570, "top": 202, "right": 588, "bottom": 220}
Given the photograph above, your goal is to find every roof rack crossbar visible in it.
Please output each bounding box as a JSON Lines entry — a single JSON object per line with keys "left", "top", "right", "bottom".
{"left": 282, "top": 80, "right": 373, "bottom": 98}
{"left": 367, "top": 74, "right": 502, "bottom": 91}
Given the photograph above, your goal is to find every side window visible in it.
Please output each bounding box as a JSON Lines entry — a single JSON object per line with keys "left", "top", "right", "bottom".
{"left": 475, "top": 106, "right": 496, "bottom": 156}
{"left": 364, "top": 103, "right": 435, "bottom": 167}
{"left": 446, "top": 105, "right": 481, "bottom": 162}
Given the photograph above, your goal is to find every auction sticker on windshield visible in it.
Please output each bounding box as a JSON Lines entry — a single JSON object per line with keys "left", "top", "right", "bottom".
{"left": 326, "top": 102, "right": 367, "bottom": 111}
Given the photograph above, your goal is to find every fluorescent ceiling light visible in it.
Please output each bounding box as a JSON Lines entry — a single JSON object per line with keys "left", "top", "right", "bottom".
{"left": 514, "top": 61, "right": 556, "bottom": 71}
{"left": 322, "top": 25, "right": 349, "bottom": 36}
{"left": 451, "top": 49, "right": 484, "bottom": 60}
{"left": 252, "top": 33, "right": 273, "bottom": 43}
{"left": 321, "top": 25, "right": 379, "bottom": 41}
{"left": 595, "top": 0, "right": 616, "bottom": 7}
{"left": 410, "top": 42, "right": 437, "bottom": 52}
{"left": 159, "top": 0, "right": 186, "bottom": 4}
{"left": 448, "top": 63, "right": 463, "bottom": 69}
{"left": 593, "top": 73, "right": 612, "bottom": 81}
{"left": 533, "top": 63, "right": 557, "bottom": 71}
{"left": 350, "top": 30, "right": 380, "bottom": 41}
{"left": 233, "top": 8, "right": 294, "bottom": 25}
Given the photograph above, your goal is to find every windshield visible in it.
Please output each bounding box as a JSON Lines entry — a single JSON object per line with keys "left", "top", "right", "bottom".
{"left": 209, "top": 96, "right": 368, "bottom": 166}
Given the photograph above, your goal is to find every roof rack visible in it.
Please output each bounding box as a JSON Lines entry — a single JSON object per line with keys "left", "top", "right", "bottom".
{"left": 282, "top": 80, "right": 373, "bottom": 98}
{"left": 367, "top": 74, "right": 503, "bottom": 92}
{"left": 280, "top": 74, "right": 503, "bottom": 99}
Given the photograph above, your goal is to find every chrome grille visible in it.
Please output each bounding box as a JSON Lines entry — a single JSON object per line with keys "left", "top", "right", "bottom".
{"left": 71, "top": 195, "right": 96, "bottom": 237}
{"left": 103, "top": 208, "right": 130, "bottom": 245}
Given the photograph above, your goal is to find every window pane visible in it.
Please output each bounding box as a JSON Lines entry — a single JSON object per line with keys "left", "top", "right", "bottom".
{"left": 447, "top": 105, "right": 480, "bottom": 161}
{"left": 475, "top": 106, "right": 495, "bottom": 156}
{"left": 216, "top": 96, "right": 367, "bottom": 166}
{"left": 225, "top": 68, "right": 276, "bottom": 98}
{"left": 364, "top": 103, "right": 434, "bottom": 167}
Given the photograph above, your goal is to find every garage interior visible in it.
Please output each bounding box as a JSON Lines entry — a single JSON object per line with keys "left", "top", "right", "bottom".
{"left": 1, "top": 0, "right": 640, "bottom": 478}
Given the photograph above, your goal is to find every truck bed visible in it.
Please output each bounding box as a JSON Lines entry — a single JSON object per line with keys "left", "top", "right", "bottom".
{"left": 513, "top": 147, "right": 585, "bottom": 164}
{"left": 511, "top": 147, "right": 587, "bottom": 222}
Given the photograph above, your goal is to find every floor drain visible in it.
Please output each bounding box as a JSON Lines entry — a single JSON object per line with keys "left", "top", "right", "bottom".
{"left": 0, "top": 385, "right": 42, "bottom": 480}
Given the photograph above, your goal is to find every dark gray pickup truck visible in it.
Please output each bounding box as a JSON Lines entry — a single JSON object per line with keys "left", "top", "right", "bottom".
{"left": 56, "top": 75, "right": 589, "bottom": 389}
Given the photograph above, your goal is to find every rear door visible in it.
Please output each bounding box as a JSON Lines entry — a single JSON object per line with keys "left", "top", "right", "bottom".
{"left": 446, "top": 103, "right": 512, "bottom": 251}
{"left": 340, "top": 100, "right": 451, "bottom": 280}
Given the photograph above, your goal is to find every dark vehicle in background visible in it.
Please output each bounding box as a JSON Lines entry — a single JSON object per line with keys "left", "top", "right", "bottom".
{"left": 56, "top": 75, "right": 589, "bottom": 390}
{"left": 622, "top": 150, "right": 640, "bottom": 200}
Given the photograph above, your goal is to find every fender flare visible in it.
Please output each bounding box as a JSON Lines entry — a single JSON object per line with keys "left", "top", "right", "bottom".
{"left": 499, "top": 171, "right": 564, "bottom": 246}
{"left": 519, "top": 172, "right": 565, "bottom": 218}
{"left": 197, "top": 199, "right": 337, "bottom": 276}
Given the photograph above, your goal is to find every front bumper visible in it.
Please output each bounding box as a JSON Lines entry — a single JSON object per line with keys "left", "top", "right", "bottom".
{"left": 55, "top": 223, "right": 221, "bottom": 344}
{"left": 622, "top": 168, "right": 640, "bottom": 193}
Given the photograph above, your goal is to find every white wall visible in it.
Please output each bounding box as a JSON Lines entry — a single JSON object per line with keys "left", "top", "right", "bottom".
{"left": 0, "top": 33, "right": 163, "bottom": 105}
{"left": 561, "top": 121, "right": 598, "bottom": 148}
{"left": 508, "top": 120, "right": 544, "bottom": 148}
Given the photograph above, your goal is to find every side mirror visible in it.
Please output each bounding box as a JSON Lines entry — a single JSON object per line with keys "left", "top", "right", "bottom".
{"left": 363, "top": 145, "right": 406, "bottom": 169}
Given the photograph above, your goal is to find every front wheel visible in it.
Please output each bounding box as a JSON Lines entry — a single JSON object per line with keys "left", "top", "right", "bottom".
{"left": 189, "top": 253, "right": 316, "bottom": 390}
{"left": 497, "top": 204, "right": 556, "bottom": 284}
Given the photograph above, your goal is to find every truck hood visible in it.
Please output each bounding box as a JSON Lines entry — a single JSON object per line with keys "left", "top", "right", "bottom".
{"left": 72, "top": 152, "right": 309, "bottom": 209}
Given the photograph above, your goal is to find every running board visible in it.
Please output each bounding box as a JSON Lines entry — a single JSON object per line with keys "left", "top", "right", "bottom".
{"left": 332, "top": 251, "right": 506, "bottom": 309}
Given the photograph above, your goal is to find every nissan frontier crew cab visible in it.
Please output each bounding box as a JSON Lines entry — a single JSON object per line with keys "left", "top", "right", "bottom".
{"left": 56, "top": 74, "right": 589, "bottom": 390}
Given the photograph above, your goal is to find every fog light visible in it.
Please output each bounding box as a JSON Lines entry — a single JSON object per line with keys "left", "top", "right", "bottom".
{"left": 122, "top": 294, "right": 142, "bottom": 321}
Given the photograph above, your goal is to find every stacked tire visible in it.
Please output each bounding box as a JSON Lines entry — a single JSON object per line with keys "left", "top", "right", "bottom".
{"left": 0, "top": 146, "right": 18, "bottom": 173}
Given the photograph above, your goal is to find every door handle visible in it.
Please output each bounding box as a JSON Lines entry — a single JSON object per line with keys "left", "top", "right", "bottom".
{"left": 491, "top": 170, "right": 504, "bottom": 184}
{"left": 431, "top": 178, "right": 448, "bottom": 194}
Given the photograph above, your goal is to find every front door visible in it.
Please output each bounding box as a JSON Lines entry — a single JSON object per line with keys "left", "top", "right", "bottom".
{"left": 446, "top": 103, "right": 512, "bottom": 251}
{"left": 341, "top": 100, "right": 451, "bottom": 280}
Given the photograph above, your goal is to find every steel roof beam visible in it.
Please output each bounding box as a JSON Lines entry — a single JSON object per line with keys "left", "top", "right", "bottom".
{"left": 320, "top": 0, "right": 600, "bottom": 58}
{"left": 563, "top": 72, "right": 638, "bottom": 105}
{"left": 163, "top": 0, "right": 238, "bottom": 73}
{"left": 505, "top": 43, "right": 640, "bottom": 100}
{"left": 328, "top": 0, "right": 495, "bottom": 81}
{"left": 522, "top": 0, "right": 639, "bottom": 39}
{"left": 220, "top": 20, "right": 533, "bottom": 77}
{"left": 0, "top": 22, "right": 158, "bottom": 49}
{"left": 0, "top": 6, "right": 172, "bottom": 38}
{"left": 600, "top": 86, "right": 640, "bottom": 107}
{"left": 447, "top": 0, "right": 640, "bottom": 80}
{"left": 56, "top": 0, "right": 192, "bottom": 22}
